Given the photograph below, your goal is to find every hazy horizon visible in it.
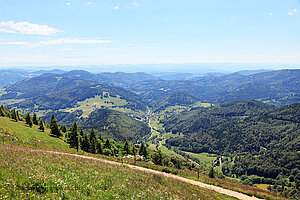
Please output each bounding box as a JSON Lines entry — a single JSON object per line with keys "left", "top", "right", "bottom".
{"left": 0, "top": 62, "right": 299, "bottom": 74}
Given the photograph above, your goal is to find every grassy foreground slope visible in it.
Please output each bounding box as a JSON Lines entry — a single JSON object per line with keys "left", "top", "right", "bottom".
{"left": 0, "top": 117, "right": 73, "bottom": 152}
{"left": 0, "top": 119, "right": 236, "bottom": 199}
{"left": 0, "top": 116, "right": 287, "bottom": 200}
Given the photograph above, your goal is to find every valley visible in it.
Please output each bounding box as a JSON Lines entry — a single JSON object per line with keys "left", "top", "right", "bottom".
{"left": 0, "top": 68, "right": 299, "bottom": 199}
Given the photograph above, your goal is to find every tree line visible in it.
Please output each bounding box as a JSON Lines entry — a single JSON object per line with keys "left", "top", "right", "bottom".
{"left": 1, "top": 105, "right": 201, "bottom": 173}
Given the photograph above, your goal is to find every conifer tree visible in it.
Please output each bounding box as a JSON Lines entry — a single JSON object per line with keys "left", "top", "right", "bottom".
{"left": 89, "top": 129, "right": 97, "bottom": 153}
{"left": 139, "top": 143, "right": 148, "bottom": 158}
{"left": 0, "top": 106, "right": 5, "bottom": 117}
{"left": 104, "top": 139, "right": 111, "bottom": 149}
{"left": 79, "top": 129, "right": 84, "bottom": 147}
{"left": 25, "top": 113, "right": 33, "bottom": 127}
{"left": 81, "top": 133, "right": 90, "bottom": 152}
{"left": 139, "top": 143, "right": 145, "bottom": 155}
{"left": 11, "top": 109, "right": 18, "bottom": 122}
{"left": 98, "top": 133, "right": 103, "bottom": 142}
{"left": 132, "top": 146, "right": 137, "bottom": 156}
{"left": 50, "top": 114, "right": 62, "bottom": 137}
{"left": 132, "top": 146, "right": 137, "bottom": 165}
{"left": 32, "top": 113, "right": 38, "bottom": 125}
{"left": 124, "top": 141, "right": 130, "bottom": 155}
{"left": 16, "top": 111, "right": 21, "bottom": 121}
{"left": 209, "top": 167, "right": 215, "bottom": 178}
{"left": 68, "top": 122, "right": 79, "bottom": 151}
{"left": 96, "top": 142, "right": 103, "bottom": 154}
{"left": 39, "top": 119, "right": 45, "bottom": 132}
{"left": 61, "top": 125, "right": 67, "bottom": 133}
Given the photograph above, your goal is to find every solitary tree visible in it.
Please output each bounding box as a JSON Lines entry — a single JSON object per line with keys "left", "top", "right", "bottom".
{"left": 50, "top": 114, "right": 62, "bottom": 137}
{"left": 68, "top": 122, "right": 79, "bottom": 151}
{"left": 32, "top": 113, "right": 38, "bottom": 125}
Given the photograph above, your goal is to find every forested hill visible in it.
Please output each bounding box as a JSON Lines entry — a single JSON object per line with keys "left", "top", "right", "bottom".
{"left": 43, "top": 108, "right": 151, "bottom": 142}
{"left": 164, "top": 101, "right": 300, "bottom": 179}
{"left": 162, "top": 100, "right": 273, "bottom": 136}
{"left": 130, "top": 69, "right": 300, "bottom": 107}
{"left": 16, "top": 83, "right": 147, "bottom": 111}
{"left": 164, "top": 101, "right": 299, "bottom": 154}
{"left": 78, "top": 108, "right": 151, "bottom": 142}
{"left": 1, "top": 69, "right": 300, "bottom": 111}
{"left": 0, "top": 72, "right": 148, "bottom": 113}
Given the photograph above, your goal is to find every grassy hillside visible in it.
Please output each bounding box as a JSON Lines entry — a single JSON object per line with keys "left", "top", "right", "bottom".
{"left": 0, "top": 145, "right": 237, "bottom": 200}
{"left": 0, "top": 117, "right": 72, "bottom": 152}
{"left": 0, "top": 116, "right": 236, "bottom": 200}
{"left": 0, "top": 112, "right": 289, "bottom": 200}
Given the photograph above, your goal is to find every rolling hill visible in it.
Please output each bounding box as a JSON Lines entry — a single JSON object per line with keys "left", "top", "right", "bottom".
{"left": 0, "top": 108, "right": 290, "bottom": 200}
{"left": 130, "top": 69, "right": 300, "bottom": 107}
{"left": 164, "top": 101, "right": 300, "bottom": 181}
{"left": 44, "top": 108, "right": 151, "bottom": 142}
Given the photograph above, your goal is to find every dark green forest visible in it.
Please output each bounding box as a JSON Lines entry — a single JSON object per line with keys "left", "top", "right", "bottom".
{"left": 163, "top": 101, "right": 300, "bottom": 198}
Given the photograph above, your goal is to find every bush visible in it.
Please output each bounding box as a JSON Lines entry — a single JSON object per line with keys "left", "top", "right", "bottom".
{"left": 103, "top": 148, "right": 112, "bottom": 156}
{"left": 208, "top": 167, "right": 215, "bottom": 178}
{"left": 162, "top": 168, "right": 178, "bottom": 175}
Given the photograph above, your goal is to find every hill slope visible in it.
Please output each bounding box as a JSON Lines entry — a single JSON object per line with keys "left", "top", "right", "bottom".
{"left": 130, "top": 69, "right": 300, "bottom": 107}
{"left": 0, "top": 110, "right": 290, "bottom": 200}
{"left": 47, "top": 108, "right": 151, "bottom": 142}
{"left": 164, "top": 101, "right": 300, "bottom": 179}
{"left": 0, "top": 145, "right": 238, "bottom": 200}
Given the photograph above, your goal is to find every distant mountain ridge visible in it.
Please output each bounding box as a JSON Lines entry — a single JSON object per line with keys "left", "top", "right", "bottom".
{"left": 0, "top": 68, "right": 299, "bottom": 119}
{"left": 130, "top": 69, "right": 300, "bottom": 107}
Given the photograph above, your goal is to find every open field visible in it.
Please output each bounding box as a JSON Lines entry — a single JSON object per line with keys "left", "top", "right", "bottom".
{"left": 0, "top": 99, "right": 25, "bottom": 107}
{"left": 61, "top": 92, "right": 144, "bottom": 118}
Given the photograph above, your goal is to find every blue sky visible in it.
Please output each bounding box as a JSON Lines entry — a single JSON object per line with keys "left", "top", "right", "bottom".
{"left": 0, "top": 0, "right": 299, "bottom": 69}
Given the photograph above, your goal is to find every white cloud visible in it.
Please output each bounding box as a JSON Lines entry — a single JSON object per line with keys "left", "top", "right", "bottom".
{"left": 27, "top": 38, "right": 111, "bottom": 48}
{"left": 288, "top": 8, "right": 297, "bottom": 16}
{"left": 66, "top": 2, "right": 71, "bottom": 6}
{"left": 269, "top": 12, "right": 273, "bottom": 16}
{"left": 113, "top": 6, "right": 119, "bottom": 10}
{"left": 86, "top": 1, "right": 92, "bottom": 5}
{"left": 133, "top": 2, "right": 140, "bottom": 8}
{"left": 0, "top": 21, "right": 61, "bottom": 36}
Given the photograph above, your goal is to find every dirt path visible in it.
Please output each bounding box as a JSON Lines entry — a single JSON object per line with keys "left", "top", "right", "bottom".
{"left": 25, "top": 148, "right": 264, "bottom": 200}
